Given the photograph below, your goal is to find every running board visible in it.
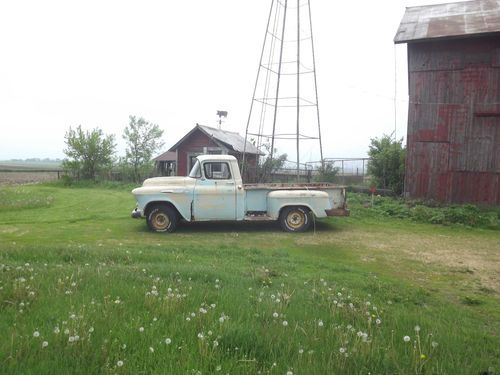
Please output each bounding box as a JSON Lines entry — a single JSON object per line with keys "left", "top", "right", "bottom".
{"left": 244, "top": 215, "right": 274, "bottom": 221}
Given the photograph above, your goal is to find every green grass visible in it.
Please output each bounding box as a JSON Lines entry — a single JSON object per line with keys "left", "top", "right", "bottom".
{"left": 0, "top": 184, "right": 498, "bottom": 374}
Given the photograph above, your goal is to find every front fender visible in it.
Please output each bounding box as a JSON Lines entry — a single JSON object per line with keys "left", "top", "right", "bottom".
{"left": 134, "top": 191, "right": 192, "bottom": 221}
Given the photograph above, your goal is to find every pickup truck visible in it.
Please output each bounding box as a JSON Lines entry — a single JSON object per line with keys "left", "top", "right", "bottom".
{"left": 131, "top": 155, "right": 349, "bottom": 233}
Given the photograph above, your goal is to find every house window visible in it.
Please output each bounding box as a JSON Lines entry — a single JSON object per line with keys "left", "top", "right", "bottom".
{"left": 203, "top": 162, "right": 232, "bottom": 180}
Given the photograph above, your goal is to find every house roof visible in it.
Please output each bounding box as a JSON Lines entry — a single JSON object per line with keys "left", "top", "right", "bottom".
{"left": 153, "top": 151, "right": 176, "bottom": 162}
{"left": 168, "top": 124, "right": 262, "bottom": 155}
{"left": 394, "top": 0, "right": 500, "bottom": 44}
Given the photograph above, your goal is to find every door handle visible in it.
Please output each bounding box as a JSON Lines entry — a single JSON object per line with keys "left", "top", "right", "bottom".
{"left": 225, "top": 181, "right": 235, "bottom": 185}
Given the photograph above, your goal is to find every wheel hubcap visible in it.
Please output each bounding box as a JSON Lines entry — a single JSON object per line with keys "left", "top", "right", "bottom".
{"left": 153, "top": 213, "right": 170, "bottom": 230}
{"left": 287, "top": 210, "right": 305, "bottom": 229}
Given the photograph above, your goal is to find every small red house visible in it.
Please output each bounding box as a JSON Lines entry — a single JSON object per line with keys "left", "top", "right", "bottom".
{"left": 158, "top": 124, "right": 261, "bottom": 177}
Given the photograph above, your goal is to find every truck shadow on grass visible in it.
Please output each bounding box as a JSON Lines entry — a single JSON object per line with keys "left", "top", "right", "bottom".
{"left": 159, "top": 219, "right": 338, "bottom": 234}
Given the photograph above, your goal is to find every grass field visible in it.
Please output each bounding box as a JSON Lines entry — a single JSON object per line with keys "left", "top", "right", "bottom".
{"left": 0, "top": 183, "right": 498, "bottom": 374}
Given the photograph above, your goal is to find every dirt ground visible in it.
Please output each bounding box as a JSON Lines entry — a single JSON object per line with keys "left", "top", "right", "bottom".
{"left": 0, "top": 171, "right": 61, "bottom": 185}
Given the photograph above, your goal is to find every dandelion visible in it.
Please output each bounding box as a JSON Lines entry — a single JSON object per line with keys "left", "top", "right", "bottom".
{"left": 68, "top": 336, "right": 75, "bottom": 343}
{"left": 376, "top": 319, "right": 381, "bottom": 325}
{"left": 165, "top": 338, "right": 172, "bottom": 345}
{"left": 117, "top": 360, "right": 124, "bottom": 367}
{"left": 431, "top": 341, "right": 438, "bottom": 348}
{"left": 213, "top": 340, "right": 219, "bottom": 347}
{"left": 149, "top": 347, "right": 154, "bottom": 353}
{"left": 273, "top": 312, "right": 279, "bottom": 318}
{"left": 54, "top": 327, "right": 60, "bottom": 334}
{"left": 282, "top": 320, "right": 288, "bottom": 327}
{"left": 42, "top": 341, "right": 48, "bottom": 348}
{"left": 88, "top": 327, "right": 94, "bottom": 333}
{"left": 33, "top": 331, "right": 40, "bottom": 338}
{"left": 414, "top": 325, "right": 421, "bottom": 333}
{"left": 216, "top": 365, "right": 222, "bottom": 371}
{"left": 403, "top": 335, "right": 411, "bottom": 343}
{"left": 318, "top": 320, "right": 324, "bottom": 327}
{"left": 197, "top": 332, "right": 204, "bottom": 340}
{"left": 287, "top": 371, "right": 293, "bottom": 375}
{"left": 64, "top": 328, "right": 70, "bottom": 335}
{"left": 298, "top": 348, "right": 304, "bottom": 354}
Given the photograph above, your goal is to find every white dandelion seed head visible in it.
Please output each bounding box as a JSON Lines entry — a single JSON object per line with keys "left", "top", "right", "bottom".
{"left": 42, "top": 341, "right": 48, "bottom": 348}
{"left": 273, "top": 312, "right": 279, "bottom": 318}
{"left": 287, "top": 371, "right": 293, "bottom": 375}
{"left": 54, "top": 327, "right": 60, "bottom": 334}
{"left": 376, "top": 319, "right": 381, "bottom": 325}
{"left": 339, "top": 347, "right": 346, "bottom": 354}
{"left": 282, "top": 320, "right": 288, "bottom": 327}
{"left": 117, "top": 360, "right": 124, "bottom": 367}
{"left": 403, "top": 335, "right": 411, "bottom": 343}
{"left": 165, "top": 338, "right": 172, "bottom": 345}
{"left": 149, "top": 346, "right": 154, "bottom": 353}
{"left": 139, "top": 327, "right": 144, "bottom": 332}
{"left": 33, "top": 331, "right": 40, "bottom": 338}
{"left": 68, "top": 336, "right": 75, "bottom": 343}
{"left": 298, "top": 348, "right": 304, "bottom": 354}
{"left": 318, "top": 320, "right": 324, "bottom": 327}
{"left": 414, "top": 325, "right": 421, "bottom": 332}
{"left": 431, "top": 341, "right": 438, "bottom": 348}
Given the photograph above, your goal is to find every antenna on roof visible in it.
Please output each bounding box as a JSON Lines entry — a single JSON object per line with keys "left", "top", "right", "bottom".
{"left": 216, "top": 110, "right": 228, "bottom": 129}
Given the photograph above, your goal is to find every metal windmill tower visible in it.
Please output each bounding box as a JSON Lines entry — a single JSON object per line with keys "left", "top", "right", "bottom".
{"left": 242, "top": 0, "right": 324, "bottom": 181}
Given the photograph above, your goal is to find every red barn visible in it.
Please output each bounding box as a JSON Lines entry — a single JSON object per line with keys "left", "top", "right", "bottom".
{"left": 164, "top": 124, "right": 261, "bottom": 177}
{"left": 395, "top": 0, "right": 500, "bottom": 205}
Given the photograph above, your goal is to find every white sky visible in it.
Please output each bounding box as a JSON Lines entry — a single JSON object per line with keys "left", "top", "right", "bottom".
{"left": 0, "top": 0, "right": 468, "bottom": 161}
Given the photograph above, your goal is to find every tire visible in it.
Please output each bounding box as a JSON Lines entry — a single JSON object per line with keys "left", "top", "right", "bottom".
{"left": 147, "top": 205, "right": 178, "bottom": 233}
{"left": 279, "top": 206, "right": 311, "bottom": 232}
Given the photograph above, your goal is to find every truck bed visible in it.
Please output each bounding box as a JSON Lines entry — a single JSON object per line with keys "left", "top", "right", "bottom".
{"left": 243, "top": 182, "right": 347, "bottom": 190}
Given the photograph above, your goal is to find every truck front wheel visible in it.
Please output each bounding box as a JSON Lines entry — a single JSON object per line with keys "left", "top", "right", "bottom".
{"left": 147, "top": 205, "right": 178, "bottom": 233}
{"left": 279, "top": 206, "right": 311, "bottom": 232}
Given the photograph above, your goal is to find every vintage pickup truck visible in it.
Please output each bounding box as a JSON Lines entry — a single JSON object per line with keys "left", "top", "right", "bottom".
{"left": 131, "top": 155, "right": 349, "bottom": 233}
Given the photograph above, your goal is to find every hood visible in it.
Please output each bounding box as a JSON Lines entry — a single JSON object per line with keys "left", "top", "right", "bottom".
{"left": 132, "top": 176, "right": 195, "bottom": 195}
{"left": 142, "top": 176, "right": 192, "bottom": 187}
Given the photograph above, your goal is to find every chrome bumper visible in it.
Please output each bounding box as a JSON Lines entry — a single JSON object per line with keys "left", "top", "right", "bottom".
{"left": 131, "top": 208, "right": 143, "bottom": 219}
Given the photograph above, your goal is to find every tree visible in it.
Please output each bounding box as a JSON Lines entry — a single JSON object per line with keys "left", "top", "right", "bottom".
{"left": 63, "top": 125, "right": 116, "bottom": 180}
{"left": 123, "top": 115, "right": 164, "bottom": 182}
{"left": 367, "top": 134, "right": 406, "bottom": 195}
{"left": 315, "top": 161, "right": 339, "bottom": 182}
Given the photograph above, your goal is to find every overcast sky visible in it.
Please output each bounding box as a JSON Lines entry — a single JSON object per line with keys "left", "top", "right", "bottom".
{"left": 0, "top": 0, "right": 468, "bottom": 161}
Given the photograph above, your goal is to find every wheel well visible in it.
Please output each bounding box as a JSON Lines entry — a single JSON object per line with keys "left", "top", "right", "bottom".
{"left": 145, "top": 201, "right": 181, "bottom": 219}
{"left": 279, "top": 205, "right": 312, "bottom": 218}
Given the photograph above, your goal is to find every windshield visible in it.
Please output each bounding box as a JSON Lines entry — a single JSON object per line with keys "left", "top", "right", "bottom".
{"left": 188, "top": 160, "right": 202, "bottom": 178}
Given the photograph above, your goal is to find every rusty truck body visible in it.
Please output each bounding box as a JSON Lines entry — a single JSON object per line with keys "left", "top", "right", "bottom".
{"left": 131, "top": 155, "right": 349, "bottom": 232}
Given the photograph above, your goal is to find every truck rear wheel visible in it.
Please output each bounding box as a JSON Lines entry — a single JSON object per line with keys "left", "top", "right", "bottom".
{"left": 147, "top": 205, "right": 178, "bottom": 233}
{"left": 279, "top": 206, "right": 311, "bottom": 232}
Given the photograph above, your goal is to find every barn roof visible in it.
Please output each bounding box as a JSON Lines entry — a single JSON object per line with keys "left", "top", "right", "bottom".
{"left": 168, "top": 124, "right": 262, "bottom": 155}
{"left": 153, "top": 151, "right": 176, "bottom": 162}
{"left": 394, "top": 0, "right": 500, "bottom": 44}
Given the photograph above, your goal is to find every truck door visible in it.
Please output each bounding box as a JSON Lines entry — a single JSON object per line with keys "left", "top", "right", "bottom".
{"left": 193, "top": 161, "right": 236, "bottom": 220}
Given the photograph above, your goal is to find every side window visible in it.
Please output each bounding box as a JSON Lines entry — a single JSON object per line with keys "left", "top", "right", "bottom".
{"left": 203, "top": 162, "right": 232, "bottom": 180}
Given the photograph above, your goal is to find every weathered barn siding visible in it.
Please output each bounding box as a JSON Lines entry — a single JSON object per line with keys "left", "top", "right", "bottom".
{"left": 405, "top": 36, "right": 500, "bottom": 205}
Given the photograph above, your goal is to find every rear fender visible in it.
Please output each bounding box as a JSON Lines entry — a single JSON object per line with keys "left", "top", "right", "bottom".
{"left": 266, "top": 190, "right": 330, "bottom": 219}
